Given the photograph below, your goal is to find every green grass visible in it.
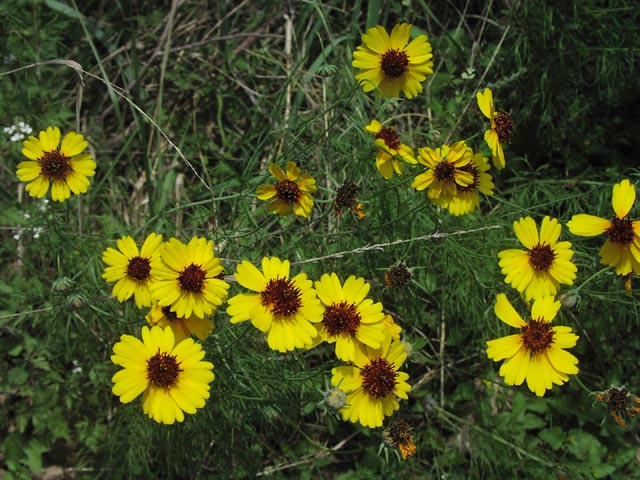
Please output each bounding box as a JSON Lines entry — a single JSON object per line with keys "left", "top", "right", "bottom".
{"left": 1, "top": 1, "right": 640, "bottom": 478}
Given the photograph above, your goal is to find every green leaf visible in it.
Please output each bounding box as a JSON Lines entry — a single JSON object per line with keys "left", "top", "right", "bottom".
{"left": 523, "top": 413, "right": 545, "bottom": 430}
{"left": 23, "top": 439, "right": 48, "bottom": 473}
{"left": 8, "top": 367, "right": 29, "bottom": 386}
{"left": 44, "top": 0, "right": 80, "bottom": 17}
{"left": 539, "top": 426, "right": 565, "bottom": 450}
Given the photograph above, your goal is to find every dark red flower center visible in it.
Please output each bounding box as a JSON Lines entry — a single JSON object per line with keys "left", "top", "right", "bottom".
{"left": 494, "top": 111, "right": 513, "bottom": 144}
{"left": 40, "top": 150, "right": 72, "bottom": 181}
{"left": 275, "top": 180, "right": 302, "bottom": 204}
{"left": 361, "top": 358, "right": 398, "bottom": 399}
{"left": 521, "top": 319, "right": 554, "bottom": 354}
{"left": 381, "top": 49, "right": 409, "bottom": 78}
{"left": 147, "top": 350, "right": 181, "bottom": 387}
{"left": 375, "top": 127, "right": 401, "bottom": 151}
{"left": 127, "top": 256, "right": 151, "bottom": 281}
{"left": 322, "top": 301, "right": 361, "bottom": 337}
{"left": 606, "top": 216, "right": 635, "bottom": 245}
{"left": 161, "top": 306, "right": 179, "bottom": 321}
{"left": 179, "top": 264, "right": 206, "bottom": 293}
{"left": 434, "top": 161, "right": 456, "bottom": 182}
{"left": 528, "top": 244, "right": 556, "bottom": 272}
{"left": 261, "top": 277, "right": 302, "bottom": 318}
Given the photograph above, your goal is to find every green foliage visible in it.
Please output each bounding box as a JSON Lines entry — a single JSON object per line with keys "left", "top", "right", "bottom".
{"left": 502, "top": 0, "right": 640, "bottom": 170}
{"left": 1, "top": 0, "right": 639, "bottom": 479}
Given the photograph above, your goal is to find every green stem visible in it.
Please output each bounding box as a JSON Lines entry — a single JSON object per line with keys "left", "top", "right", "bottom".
{"left": 572, "top": 267, "right": 610, "bottom": 293}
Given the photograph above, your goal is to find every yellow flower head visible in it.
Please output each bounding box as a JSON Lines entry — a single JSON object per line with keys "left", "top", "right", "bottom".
{"left": 352, "top": 23, "right": 434, "bottom": 99}
{"left": 432, "top": 151, "right": 495, "bottom": 216}
{"left": 486, "top": 294, "right": 579, "bottom": 397}
{"left": 411, "top": 141, "right": 475, "bottom": 203}
{"left": 476, "top": 88, "right": 513, "bottom": 169}
{"left": 111, "top": 325, "right": 215, "bottom": 425}
{"left": 364, "top": 120, "right": 417, "bottom": 180}
{"left": 498, "top": 216, "right": 577, "bottom": 301}
{"left": 226, "top": 257, "right": 324, "bottom": 352}
{"left": 146, "top": 301, "right": 214, "bottom": 343}
{"left": 17, "top": 126, "right": 96, "bottom": 201}
{"left": 567, "top": 179, "right": 640, "bottom": 276}
{"left": 314, "top": 273, "right": 389, "bottom": 363}
{"left": 102, "top": 233, "right": 163, "bottom": 309}
{"left": 149, "top": 237, "right": 229, "bottom": 318}
{"left": 256, "top": 162, "right": 316, "bottom": 218}
{"left": 331, "top": 340, "right": 411, "bottom": 428}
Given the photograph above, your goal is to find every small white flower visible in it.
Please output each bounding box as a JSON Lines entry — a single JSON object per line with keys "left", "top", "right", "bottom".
{"left": 18, "top": 122, "right": 33, "bottom": 135}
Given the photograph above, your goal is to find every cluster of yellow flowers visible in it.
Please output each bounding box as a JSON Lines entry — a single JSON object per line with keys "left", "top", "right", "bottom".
{"left": 101, "top": 235, "right": 412, "bottom": 428}
{"left": 487, "top": 179, "right": 640, "bottom": 397}
{"left": 14, "top": 19, "right": 639, "bottom": 454}
{"left": 254, "top": 24, "right": 508, "bottom": 222}
{"left": 103, "top": 235, "right": 228, "bottom": 424}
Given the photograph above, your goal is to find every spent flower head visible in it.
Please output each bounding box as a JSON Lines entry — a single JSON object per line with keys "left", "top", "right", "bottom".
{"left": 384, "top": 263, "right": 412, "bottom": 288}
{"left": 595, "top": 386, "right": 640, "bottom": 429}
{"left": 334, "top": 182, "right": 365, "bottom": 219}
{"left": 383, "top": 419, "right": 417, "bottom": 460}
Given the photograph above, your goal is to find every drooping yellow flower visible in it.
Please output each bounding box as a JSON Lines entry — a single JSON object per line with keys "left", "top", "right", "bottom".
{"left": 486, "top": 294, "right": 579, "bottom": 397}
{"left": 364, "top": 120, "right": 417, "bottom": 180}
{"left": 102, "top": 233, "right": 163, "bottom": 309}
{"left": 226, "top": 257, "right": 323, "bottom": 352}
{"left": 111, "top": 326, "right": 214, "bottom": 425}
{"left": 314, "top": 273, "right": 388, "bottom": 363}
{"left": 476, "top": 88, "right": 513, "bottom": 169}
{"left": 331, "top": 340, "right": 411, "bottom": 428}
{"left": 17, "top": 126, "right": 96, "bottom": 201}
{"left": 146, "top": 301, "right": 214, "bottom": 343}
{"left": 352, "top": 23, "right": 434, "bottom": 99}
{"left": 567, "top": 179, "right": 640, "bottom": 276}
{"left": 432, "top": 151, "right": 495, "bottom": 216}
{"left": 255, "top": 162, "right": 316, "bottom": 218}
{"left": 411, "top": 141, "right": 475, "bottom": 204}
{"left": 498, "top": 216, "right": 577, "bottom": 301}
{"left": 150, "top": 237, "right": 229, "bottom": 318}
